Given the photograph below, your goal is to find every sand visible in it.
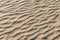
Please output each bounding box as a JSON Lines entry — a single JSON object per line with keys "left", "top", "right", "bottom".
{"left": 0, "top": 0, "right": 60, "bottom": 40}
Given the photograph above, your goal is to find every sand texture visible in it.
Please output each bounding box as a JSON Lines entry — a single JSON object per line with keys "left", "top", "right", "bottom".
{"left": 0, "top": 0, "right": 60, "bottom": 40}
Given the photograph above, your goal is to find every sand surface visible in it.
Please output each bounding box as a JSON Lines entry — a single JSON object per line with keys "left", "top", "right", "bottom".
{"left": 0, "top": 0, "right": 60, "bottom": 40}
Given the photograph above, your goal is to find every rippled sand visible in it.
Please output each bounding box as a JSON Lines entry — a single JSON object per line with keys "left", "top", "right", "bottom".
{"left": 0, "top": 0, "right": 60, "bottom": 40}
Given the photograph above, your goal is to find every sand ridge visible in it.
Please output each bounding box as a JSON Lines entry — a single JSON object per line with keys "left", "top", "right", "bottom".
{"left": 0, "top": 0, "right": 60, "bottom": 40}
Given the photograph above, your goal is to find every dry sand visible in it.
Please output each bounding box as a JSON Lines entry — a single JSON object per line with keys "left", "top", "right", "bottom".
{"left": 0, "top": 0, "right": 60, "bottom": 40}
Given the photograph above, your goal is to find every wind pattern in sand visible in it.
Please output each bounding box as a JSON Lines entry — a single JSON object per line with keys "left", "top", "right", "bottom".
{"left": 0, "top": 0, "right": 60, "bottom": 40}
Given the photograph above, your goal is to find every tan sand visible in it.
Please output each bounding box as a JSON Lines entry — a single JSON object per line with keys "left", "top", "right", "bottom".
{"left": 0, "top": 0, "right": 60, "bottom": 40}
